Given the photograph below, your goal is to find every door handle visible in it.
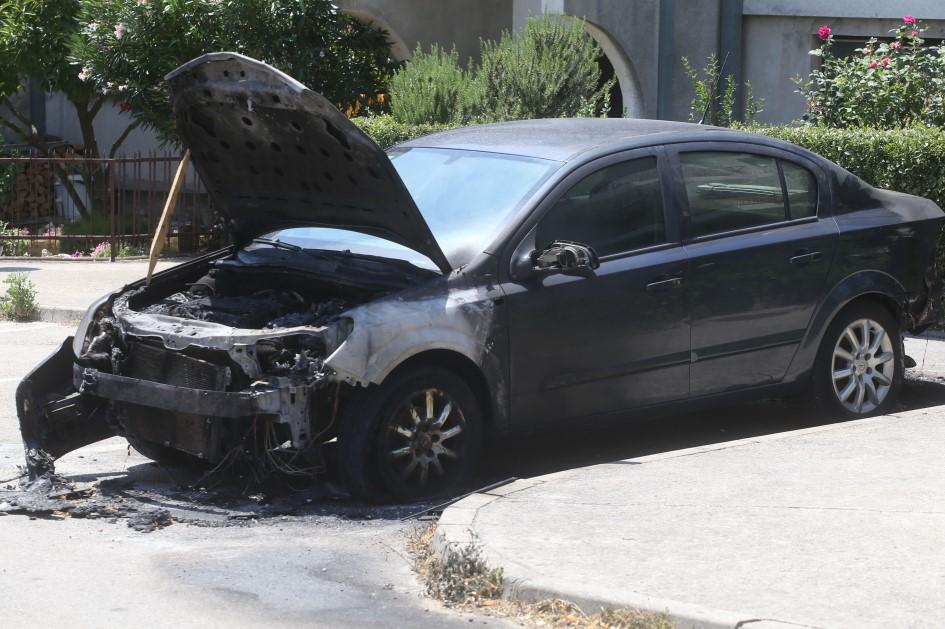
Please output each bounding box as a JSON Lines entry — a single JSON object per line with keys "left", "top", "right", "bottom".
{"left": 789, "top": 250, "right": 822, "bottom": 266}
{"left": 645, "top": 277, "right": 683, "bottom": 292}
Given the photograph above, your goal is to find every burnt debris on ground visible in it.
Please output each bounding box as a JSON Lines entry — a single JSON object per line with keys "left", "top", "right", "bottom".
{"left": 0, "top": 452, "right": 439, "bottom": 531}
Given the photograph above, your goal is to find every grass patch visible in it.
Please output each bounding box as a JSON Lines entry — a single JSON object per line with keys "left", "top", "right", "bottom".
{"left": 407, "top": 524, "right": 673, "bottom": 629}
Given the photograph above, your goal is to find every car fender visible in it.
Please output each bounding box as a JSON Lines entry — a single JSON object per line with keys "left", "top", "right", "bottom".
{"left": 785, "top": 269, "right": 907, "bottom": 382}
{"left": 324, "top": 286, "right": 498, "bottom": 387}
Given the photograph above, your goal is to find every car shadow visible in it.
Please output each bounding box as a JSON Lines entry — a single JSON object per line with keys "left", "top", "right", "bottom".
{"left": 36, "top": 375, "right": 945, "bottom": 525}
{"left": 477, "top": 376, "right": 945, "bottom": 485}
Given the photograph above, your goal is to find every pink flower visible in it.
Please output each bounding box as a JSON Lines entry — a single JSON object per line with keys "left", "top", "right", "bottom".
{"left": 911, "top": 30, "right": 920, "bottom": 37}
{"left": 869, "top": 60, "right": 879, "bottom": 69}
{"left": 882, "top": 56, "right": 891, "bottom": 68}
{"left": 818, "top": 25, "right": 832, "bottom": 40}
{"left": 903, "top": 15, "right": 917, "bottom": 25}
{"left": 891, "top": 41, "right": 903, "bottom": 50}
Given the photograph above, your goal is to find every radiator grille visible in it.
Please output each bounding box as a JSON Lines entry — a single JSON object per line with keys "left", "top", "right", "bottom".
{"left": 125, "top": 343, "right": 228, "bottom": 391}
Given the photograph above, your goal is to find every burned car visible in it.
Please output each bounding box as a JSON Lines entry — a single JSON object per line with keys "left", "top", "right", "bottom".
{"left": 17, "top": 53, "right": 944, "bottom": 501}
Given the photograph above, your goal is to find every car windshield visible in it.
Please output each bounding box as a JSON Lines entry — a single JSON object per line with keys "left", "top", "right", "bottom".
{"left": 256, "top": 148, "right": 560, "bottom": 271}
{"left": 388, "top": 147, "right": 560, "bottom": 267}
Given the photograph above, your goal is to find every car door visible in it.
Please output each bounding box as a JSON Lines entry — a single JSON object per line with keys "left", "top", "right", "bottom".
{"left": 501, "top": 148, "right": 690, "bottom": 426}
{"left": 669, "top": 144, "right": 838, "bottom": 396}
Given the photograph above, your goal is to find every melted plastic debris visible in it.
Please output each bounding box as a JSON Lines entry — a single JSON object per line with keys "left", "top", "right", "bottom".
{"left": 140, "top": 290, "right": 347, "bottom": 329}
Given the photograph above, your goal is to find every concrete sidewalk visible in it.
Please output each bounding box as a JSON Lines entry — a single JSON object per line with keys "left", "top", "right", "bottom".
{"left": 0, "top": 258, "right": 183, "bottom": 321}
{"left": 439, "top": 392, "right": 945, "bottom": 628}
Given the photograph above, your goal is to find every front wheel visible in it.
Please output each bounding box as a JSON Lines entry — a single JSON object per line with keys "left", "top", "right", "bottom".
{"left": 339, "top": 366, "right": 483, "bottom": 503}
{"left": 814, "top": 302, "right": 903, "bottom": 418}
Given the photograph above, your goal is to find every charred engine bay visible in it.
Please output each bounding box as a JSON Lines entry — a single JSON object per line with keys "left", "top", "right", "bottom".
{"left": 131, "top": 245, "right": 431, "bottom": 331}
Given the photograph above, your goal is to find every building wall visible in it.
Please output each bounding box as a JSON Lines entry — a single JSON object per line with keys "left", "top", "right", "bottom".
{"left": 513, "top": 0, "right": 721, "bottom": 121}
{"left": 44, "top": 92, "right": 168, "bottom": 156}
{"left": 337, "top": 0, "right": 512, "bottom": 64}
{"left": 23, "top": 0, "right": 945, "bottom": 158}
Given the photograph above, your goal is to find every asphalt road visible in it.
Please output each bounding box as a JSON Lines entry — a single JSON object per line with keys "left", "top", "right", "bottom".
{"left": 0, "top": 321, "right": 511, "bottom": 629}
{"left": 3, "top": 320, "right": 945, "bottom": 628}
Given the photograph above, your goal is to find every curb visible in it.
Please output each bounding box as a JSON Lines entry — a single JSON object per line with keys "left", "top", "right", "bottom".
{"left": 37, "top": 306, "right": 84, "bottom": 324}
{"left": 433, "top": 490, "right": 767, "bottom": 629}
{"left": 436, "top": 405, "right": 945, "bottom": 629}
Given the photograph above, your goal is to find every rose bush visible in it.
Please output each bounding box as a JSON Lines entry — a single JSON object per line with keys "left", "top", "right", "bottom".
{"left": 796, "top": 16, "right": 945, "bottom": 128}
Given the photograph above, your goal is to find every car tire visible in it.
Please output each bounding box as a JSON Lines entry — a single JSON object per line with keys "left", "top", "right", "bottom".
{"left": 338, "top": 366, "right": 483, "bottom": 503}
{"left": 126, "top": 437, "right": 200, "bottom": 466}
{"left": 814, "top": 301, "right": 904, "bottom": 418}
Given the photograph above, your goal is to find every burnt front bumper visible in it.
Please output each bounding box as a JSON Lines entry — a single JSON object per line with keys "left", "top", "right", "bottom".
{"left": 16, "top": 338, "right": 112, "bottom": 478}
{"left": 77, "top": 368, "right": 289, "bottom": 418}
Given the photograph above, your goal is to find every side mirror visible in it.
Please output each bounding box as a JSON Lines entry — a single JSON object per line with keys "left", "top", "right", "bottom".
{"left": 532, "top": 240, "right": 600, "bottom": 277}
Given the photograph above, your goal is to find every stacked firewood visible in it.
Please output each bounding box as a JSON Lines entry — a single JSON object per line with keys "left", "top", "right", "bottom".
{"left": 0, "top": 160, "right": 55, "bottom": 224}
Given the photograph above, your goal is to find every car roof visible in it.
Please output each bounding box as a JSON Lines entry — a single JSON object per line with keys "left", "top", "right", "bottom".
{"left": 397, "top": 118, "right": 749, "bottom": 162}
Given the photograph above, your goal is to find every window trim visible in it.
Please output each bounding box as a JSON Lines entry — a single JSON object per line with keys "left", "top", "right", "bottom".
{"left": 779, "top": 158, "right": 819, "bottom": 220}
{"left": 666, "top": 142, "right": 824, "bottom": 244}
{"left": 533, "top": 154, "right": 669, "bottom": 260}
{"left": 502, "top": 146, "right": 681, "bottom": 281}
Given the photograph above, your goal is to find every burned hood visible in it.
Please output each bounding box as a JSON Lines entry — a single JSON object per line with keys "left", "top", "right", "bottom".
{"left": 165, "top": 53, "right": 451, "bottom": 273}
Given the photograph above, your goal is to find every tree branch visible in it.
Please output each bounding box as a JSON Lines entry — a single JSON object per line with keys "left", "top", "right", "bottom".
{"left": 88, "top": 94, "right": 105, "bottom": 117}
{"left": 0, "top": 96, "right": 39, "bottom": 139}
{"left": 108, "top": 119, "right": 142, "bottom": 158}
{"left": 0, "top": 116, "right": 29, "bottom": 141}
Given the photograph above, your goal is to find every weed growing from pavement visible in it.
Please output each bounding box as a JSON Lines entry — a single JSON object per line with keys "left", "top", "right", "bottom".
{"left": 409, "top": 524, "right": 503, "bottom": 606}
{"left": 0, "top": 272, "right": 38, "bottom": 321}
{"left": 407, "top": 524, "right": 673, "bottom": 628}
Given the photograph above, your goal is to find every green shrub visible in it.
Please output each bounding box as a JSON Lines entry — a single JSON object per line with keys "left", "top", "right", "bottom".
{"left": 353, "top": 115, "right": 456, "bottom": 148}
{"left": 384, "top": 14, "right": 612, "bottom": 125}
{"left": 0, "top": 272, "right": 38, "bottom": 320}
{"left": 467, "top": 15, "right": 613, "bottom": 122}
{"left": 0, "top": 221, "right": 28, "bottom": 256}
{"left": 682, "top": 54, "right": 763, "bottom": 126}
{"left": 797, "top": 17, "right": 945, "bottom": 128}
{"left": 390, "top": 44, "right": 467, "bottom": 125}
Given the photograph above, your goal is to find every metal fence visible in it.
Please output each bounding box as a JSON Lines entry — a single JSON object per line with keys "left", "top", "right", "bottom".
{"left": 0, "top": 153, "right": 220, "bottom": 261}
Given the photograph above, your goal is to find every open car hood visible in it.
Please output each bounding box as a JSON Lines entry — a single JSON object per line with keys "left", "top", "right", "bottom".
{"left": 165, "top": 53, "right": 451, "bottom": 273}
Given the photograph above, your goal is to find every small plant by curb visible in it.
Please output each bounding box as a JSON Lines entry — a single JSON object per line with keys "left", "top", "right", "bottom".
{"left": 407, "top": 525, "right": 673, "bottom": 628}
{"left": 0, "top": 272, "right": 38, "bottom": 321}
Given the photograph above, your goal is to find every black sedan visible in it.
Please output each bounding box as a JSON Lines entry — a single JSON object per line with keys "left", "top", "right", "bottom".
{"left": 18, "top": 53, "right": 944, "bottom": 502}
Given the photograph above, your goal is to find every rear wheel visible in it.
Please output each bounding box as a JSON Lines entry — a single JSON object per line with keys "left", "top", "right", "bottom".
{"left": 814, "top": 302, "right": 903, "bottom": 418}
{"left": 339, "top": 366, "right": 483, "bottom": 503}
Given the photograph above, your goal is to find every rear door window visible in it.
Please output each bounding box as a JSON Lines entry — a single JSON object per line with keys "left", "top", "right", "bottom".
{"left": 680, "top": 152, "right": 787, "bottom": 237}
{"left": 535, "top": 156, "right": 666, "bottom": 257}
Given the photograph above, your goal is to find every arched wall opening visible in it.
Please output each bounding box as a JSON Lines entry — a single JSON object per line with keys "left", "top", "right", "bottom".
{"left": 579, "top": 19, "right": 644, "bottom": 118}
{"left": 340, "top": 8, "right": 412, "bottom": 62}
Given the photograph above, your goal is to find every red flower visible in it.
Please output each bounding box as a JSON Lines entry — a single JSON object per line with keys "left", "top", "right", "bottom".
{"left": 903, "top": 15, "right": 917, "bottom": 25}
{"left": 881, "top": 56, "right": 891, "bottom": 68}
{"left": 868, "top": 60, "right": 879, "bottom": 69}
{"left": 818, "top": 25, "right": 832, "bottom": 40}
{"left": 911, "top": 30, "right": 920, "bottom": 37}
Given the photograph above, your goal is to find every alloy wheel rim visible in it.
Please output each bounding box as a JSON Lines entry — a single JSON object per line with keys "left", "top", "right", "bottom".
{"left": 384, "top": 388, "right": 465, "bottom": 490}
{"left": 831, "top": 318, "right": 895, "bottom": 414}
